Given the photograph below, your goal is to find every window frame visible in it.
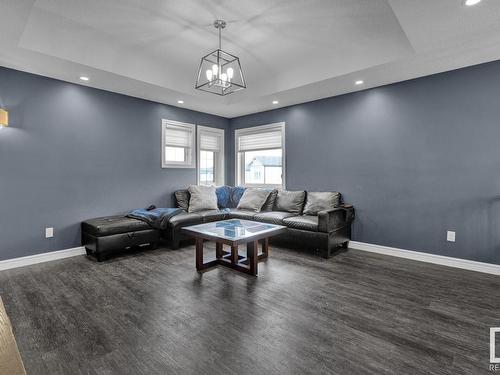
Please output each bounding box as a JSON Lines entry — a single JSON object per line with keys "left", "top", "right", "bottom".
{"left": 197, "top": 125, "right": 225, "bottom": 186}
{"left": 234, "top": 122, "right": 286, "bottom": 189}
{"left": 161, "top": 119, "right": 196, "bottom": 168}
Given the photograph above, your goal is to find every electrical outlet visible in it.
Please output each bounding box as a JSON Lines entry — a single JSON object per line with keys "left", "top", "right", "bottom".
{"left": 447, "top": 231, "right": 455, "bottom": 242}
{"left": 45, "top": 227, "right": 54, "bottom": 238}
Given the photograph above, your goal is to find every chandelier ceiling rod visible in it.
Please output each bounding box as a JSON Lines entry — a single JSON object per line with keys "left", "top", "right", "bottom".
{"left": 214, "top": 19, "right": 226, "bottom": 50}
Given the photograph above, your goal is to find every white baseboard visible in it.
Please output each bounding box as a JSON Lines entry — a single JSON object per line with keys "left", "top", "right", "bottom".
{"left": 350, "top": 241, "right": 500, "bottom": 276}
{"left": 0, "top": 247, "right": 86, "bottom": 272}
{"left": 2, "top": 242, "right": 499, "bottom": 276}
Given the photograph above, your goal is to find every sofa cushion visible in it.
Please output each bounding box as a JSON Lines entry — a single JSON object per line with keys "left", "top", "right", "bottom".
{"left": 82, "top": 215, "right": 151, "bottom": 236}
{"left": 227, "top": 209, "right": 258, "bottom": 220}
{"left": 230, "top": 186, "right": 246, "bottom": 207}
{"left": 254, "top": 211, "right": 297, "bottom": 225}
{"left": 283, "top": 215, "right": 319, "bottom": 232}
{"left": 197, "top": 209, "right": 229, "bottom": 222}
{"left": 216, "top": 186, "right": 232, "bottom": 208}
{"left": 303, "top": 192, "right": 341, "bottom": 215}
{"left": 274, "top": 190, "right": 306, "bottom": 214}
{"left": 237, "top": 188, "right": 271, "bottom": 212}
{"left": 188, "top": 185, "right": 218, "bottom": 212}
{"left": 261, "top": 189, "right": 278, "bottom": 211}
{"left": 168, "top": 212, "right": 203, "bottom": 228}
{"left": 174, "top": 189, "right": 190, "bottom": 211}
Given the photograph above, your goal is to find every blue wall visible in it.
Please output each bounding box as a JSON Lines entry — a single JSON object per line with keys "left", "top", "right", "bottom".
{"left": 0, "top": 67, "right": 229, "bottom": 261}
{"left": 229, "top": 61, "right": 500, "bottom": 265}
{"left": 3, "top": 60, "right": 500, "bottom": 265}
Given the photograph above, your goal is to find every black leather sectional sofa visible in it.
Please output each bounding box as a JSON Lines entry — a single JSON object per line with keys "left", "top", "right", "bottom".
{"left": 166, "top": 187, "right": 354, "bottom": 259}
{"left": 81, "top": 186, "right": 354, "bottom": 260}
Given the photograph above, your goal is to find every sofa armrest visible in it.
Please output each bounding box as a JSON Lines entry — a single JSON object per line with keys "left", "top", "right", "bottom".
{"left": 318, "top": 204, "right": 355, "bottom": 233}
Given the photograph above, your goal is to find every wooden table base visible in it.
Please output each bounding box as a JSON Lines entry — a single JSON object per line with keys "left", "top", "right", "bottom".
{"left": 195, "top": 238, "right": 270, "bottom": 276}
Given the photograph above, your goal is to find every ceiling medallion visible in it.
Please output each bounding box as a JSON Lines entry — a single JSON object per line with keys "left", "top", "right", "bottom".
{"left": 195, "top": 20, "right": 246, "bottom": 96}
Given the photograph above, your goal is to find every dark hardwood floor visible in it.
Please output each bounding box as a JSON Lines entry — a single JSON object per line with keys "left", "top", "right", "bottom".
{"left": 0, "top": 244, "right": 499, "bottom": 374}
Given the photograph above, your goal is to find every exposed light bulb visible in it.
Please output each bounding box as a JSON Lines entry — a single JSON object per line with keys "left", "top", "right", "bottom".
{"left": 79, "top": 76, "right": 89, "bottom": 81}
{"left": 177, "top": 100, "right": 184, "bottom": 104}
{"left": 206, "top": 69, "right": 213, "bottom": 81}
{"left": 220, "top": 73, "right": 228, "bottom": 82}
{"left": 226, "top": 67, "right": 234, "bottom": 80}
{"left": 272, "top": 100, "right": 279, "bottom": 105}
{"left": 355, "top": 80, "right": 364, "bottom": 85}
{"left": 465, "top": 0, "right": 481, "bottom": 6}
{"left": 212, "top": 64, "right": 218, "bottom": 77}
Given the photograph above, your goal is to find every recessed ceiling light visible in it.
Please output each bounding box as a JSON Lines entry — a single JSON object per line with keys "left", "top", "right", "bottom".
{"left": 355, "top": 80, "right": 364, "bottom": 85}
{"left": 177, "top": 100, "right": 184, "bottom": 104}
{"left": 464, "top": 0, "right": 481, "bottom": 6}
{"left": 272, "top": 100, "right": 279, "bottom": 104}
{"left": 79, "top": 76, "right": 89, "bottom": 81}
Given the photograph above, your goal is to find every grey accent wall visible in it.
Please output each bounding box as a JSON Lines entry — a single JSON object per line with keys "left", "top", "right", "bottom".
{"left": 3, "top": 60, "right": 500, "bottom": 265}
{"left": 229, "top": 60, "right": 500, "bottom": 265}
{"left": 0, "top": 67, "right": 229, "bottom": 261}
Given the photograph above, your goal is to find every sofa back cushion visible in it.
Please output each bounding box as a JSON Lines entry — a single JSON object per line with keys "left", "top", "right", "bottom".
{"left": 274, "top": 190, "right": 306, "bottom": 214}
{"left": 216, "top": 185, "right": 232, "bottom": 208}
{"left": 187, "top": 185, "right": 218, "bottom": 212}
{"left": 303, "top": 192, "right": 341, "bottom": 215}
{"left": 174, "top": 190, "right": 190, "bottom": 211}
{"left": 261, "top": 189, "right": 278, "bottom": 211}
{"left": 237, "top": 188, "right": 271, "bottom": 212}
{"left": 230, "top": 186, "right": 247, "bottom": 208}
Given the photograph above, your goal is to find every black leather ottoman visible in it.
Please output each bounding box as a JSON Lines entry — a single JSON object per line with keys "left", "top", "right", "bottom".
{"left": 81, "top": 215, "right": 160, "bottom": 261}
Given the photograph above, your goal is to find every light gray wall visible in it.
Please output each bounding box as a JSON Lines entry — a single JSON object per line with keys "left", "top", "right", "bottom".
{"left": 229, "top": 60, "right": 500, "bottom": 265}
{"left": 0, "top": 67, "right": 229, "bottom": 261}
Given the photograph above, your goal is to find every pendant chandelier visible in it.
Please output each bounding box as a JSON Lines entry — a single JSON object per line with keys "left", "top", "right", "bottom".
{"left": 195, "top": 20, "right": 246, "bottom": 96}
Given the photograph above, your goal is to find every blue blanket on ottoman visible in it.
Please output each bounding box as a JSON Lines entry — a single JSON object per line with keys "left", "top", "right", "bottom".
{"left": 127, "top": 207, "right": 182, "bottom": 230}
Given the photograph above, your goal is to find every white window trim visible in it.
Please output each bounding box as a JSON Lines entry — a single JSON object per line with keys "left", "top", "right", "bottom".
{"left": 234, "top": 122, "right": 286, "bottom": 188}
{"left": 161, "top": 119, "right": 196, "bottom": 168}
{"left": 197, "top": 125, "right": 225, "bottom": 186}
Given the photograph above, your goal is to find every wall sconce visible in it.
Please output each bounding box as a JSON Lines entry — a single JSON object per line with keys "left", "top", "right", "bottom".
{"left": 0, "top": 109, "right": 8, "bottom": 129}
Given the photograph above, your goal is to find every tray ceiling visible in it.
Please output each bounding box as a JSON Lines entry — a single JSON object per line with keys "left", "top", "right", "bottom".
{"left": 1, "top": 0, "right": 500, "bottom": 117}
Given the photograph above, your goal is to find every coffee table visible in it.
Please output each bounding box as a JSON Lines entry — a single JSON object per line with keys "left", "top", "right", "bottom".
{"left": 182, "top": 219, "right": 286, "bottom": 276}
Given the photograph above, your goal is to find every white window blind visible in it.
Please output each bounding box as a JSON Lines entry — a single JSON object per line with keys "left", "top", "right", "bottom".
{"left": 238, "top": 130, "right": 282, "bottom": 152}
{"left": 200, "top": 132, "right": 221, "bottom": 151}
{"left": 164, "top": 125, "right": 193, "bottom": 148}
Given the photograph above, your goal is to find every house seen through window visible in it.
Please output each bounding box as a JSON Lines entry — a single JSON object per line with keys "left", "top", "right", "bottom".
{"left": 244, "top": 149, "right": 283, "bottom": 185}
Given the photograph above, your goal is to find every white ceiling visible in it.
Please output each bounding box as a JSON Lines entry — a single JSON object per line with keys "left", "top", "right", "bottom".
{"left": 1, "top": 0, "right": 500, "bottom": 118}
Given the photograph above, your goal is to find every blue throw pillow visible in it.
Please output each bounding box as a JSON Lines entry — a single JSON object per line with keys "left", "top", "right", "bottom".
{"left": 230, "top": 186, "right": 246, "bottom": 208}
{"left": 216, "top": 185, "right": 232, "bottom": 208}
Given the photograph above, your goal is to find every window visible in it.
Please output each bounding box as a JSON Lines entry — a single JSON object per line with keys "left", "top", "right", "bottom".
{"left": 162, "top": 120, "right": 195, "bottom": 168}
{"left": 235, "top": 122, "right": 285, "bottom": 188}
{"left": 197, "top": 126, "right": 224, "bottom": 185}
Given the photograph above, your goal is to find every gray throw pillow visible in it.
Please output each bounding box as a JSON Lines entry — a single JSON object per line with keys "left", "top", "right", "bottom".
{"left": 175, "top": 190, "right": 190, "bottom": 211}
{"left": 261, "top": 189, "right": 278, "bottom": 211}
{"left": 275, "top": 190, "right": 306, "bottom": 214}
{"left": 237, "top": 188, "right": 271, "bottom": 212}
{"left": 303, "top": 192, "right": 341, "bottom": 215}
{"left": 187, "top": 185, "right": 218, "bottom": 212}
